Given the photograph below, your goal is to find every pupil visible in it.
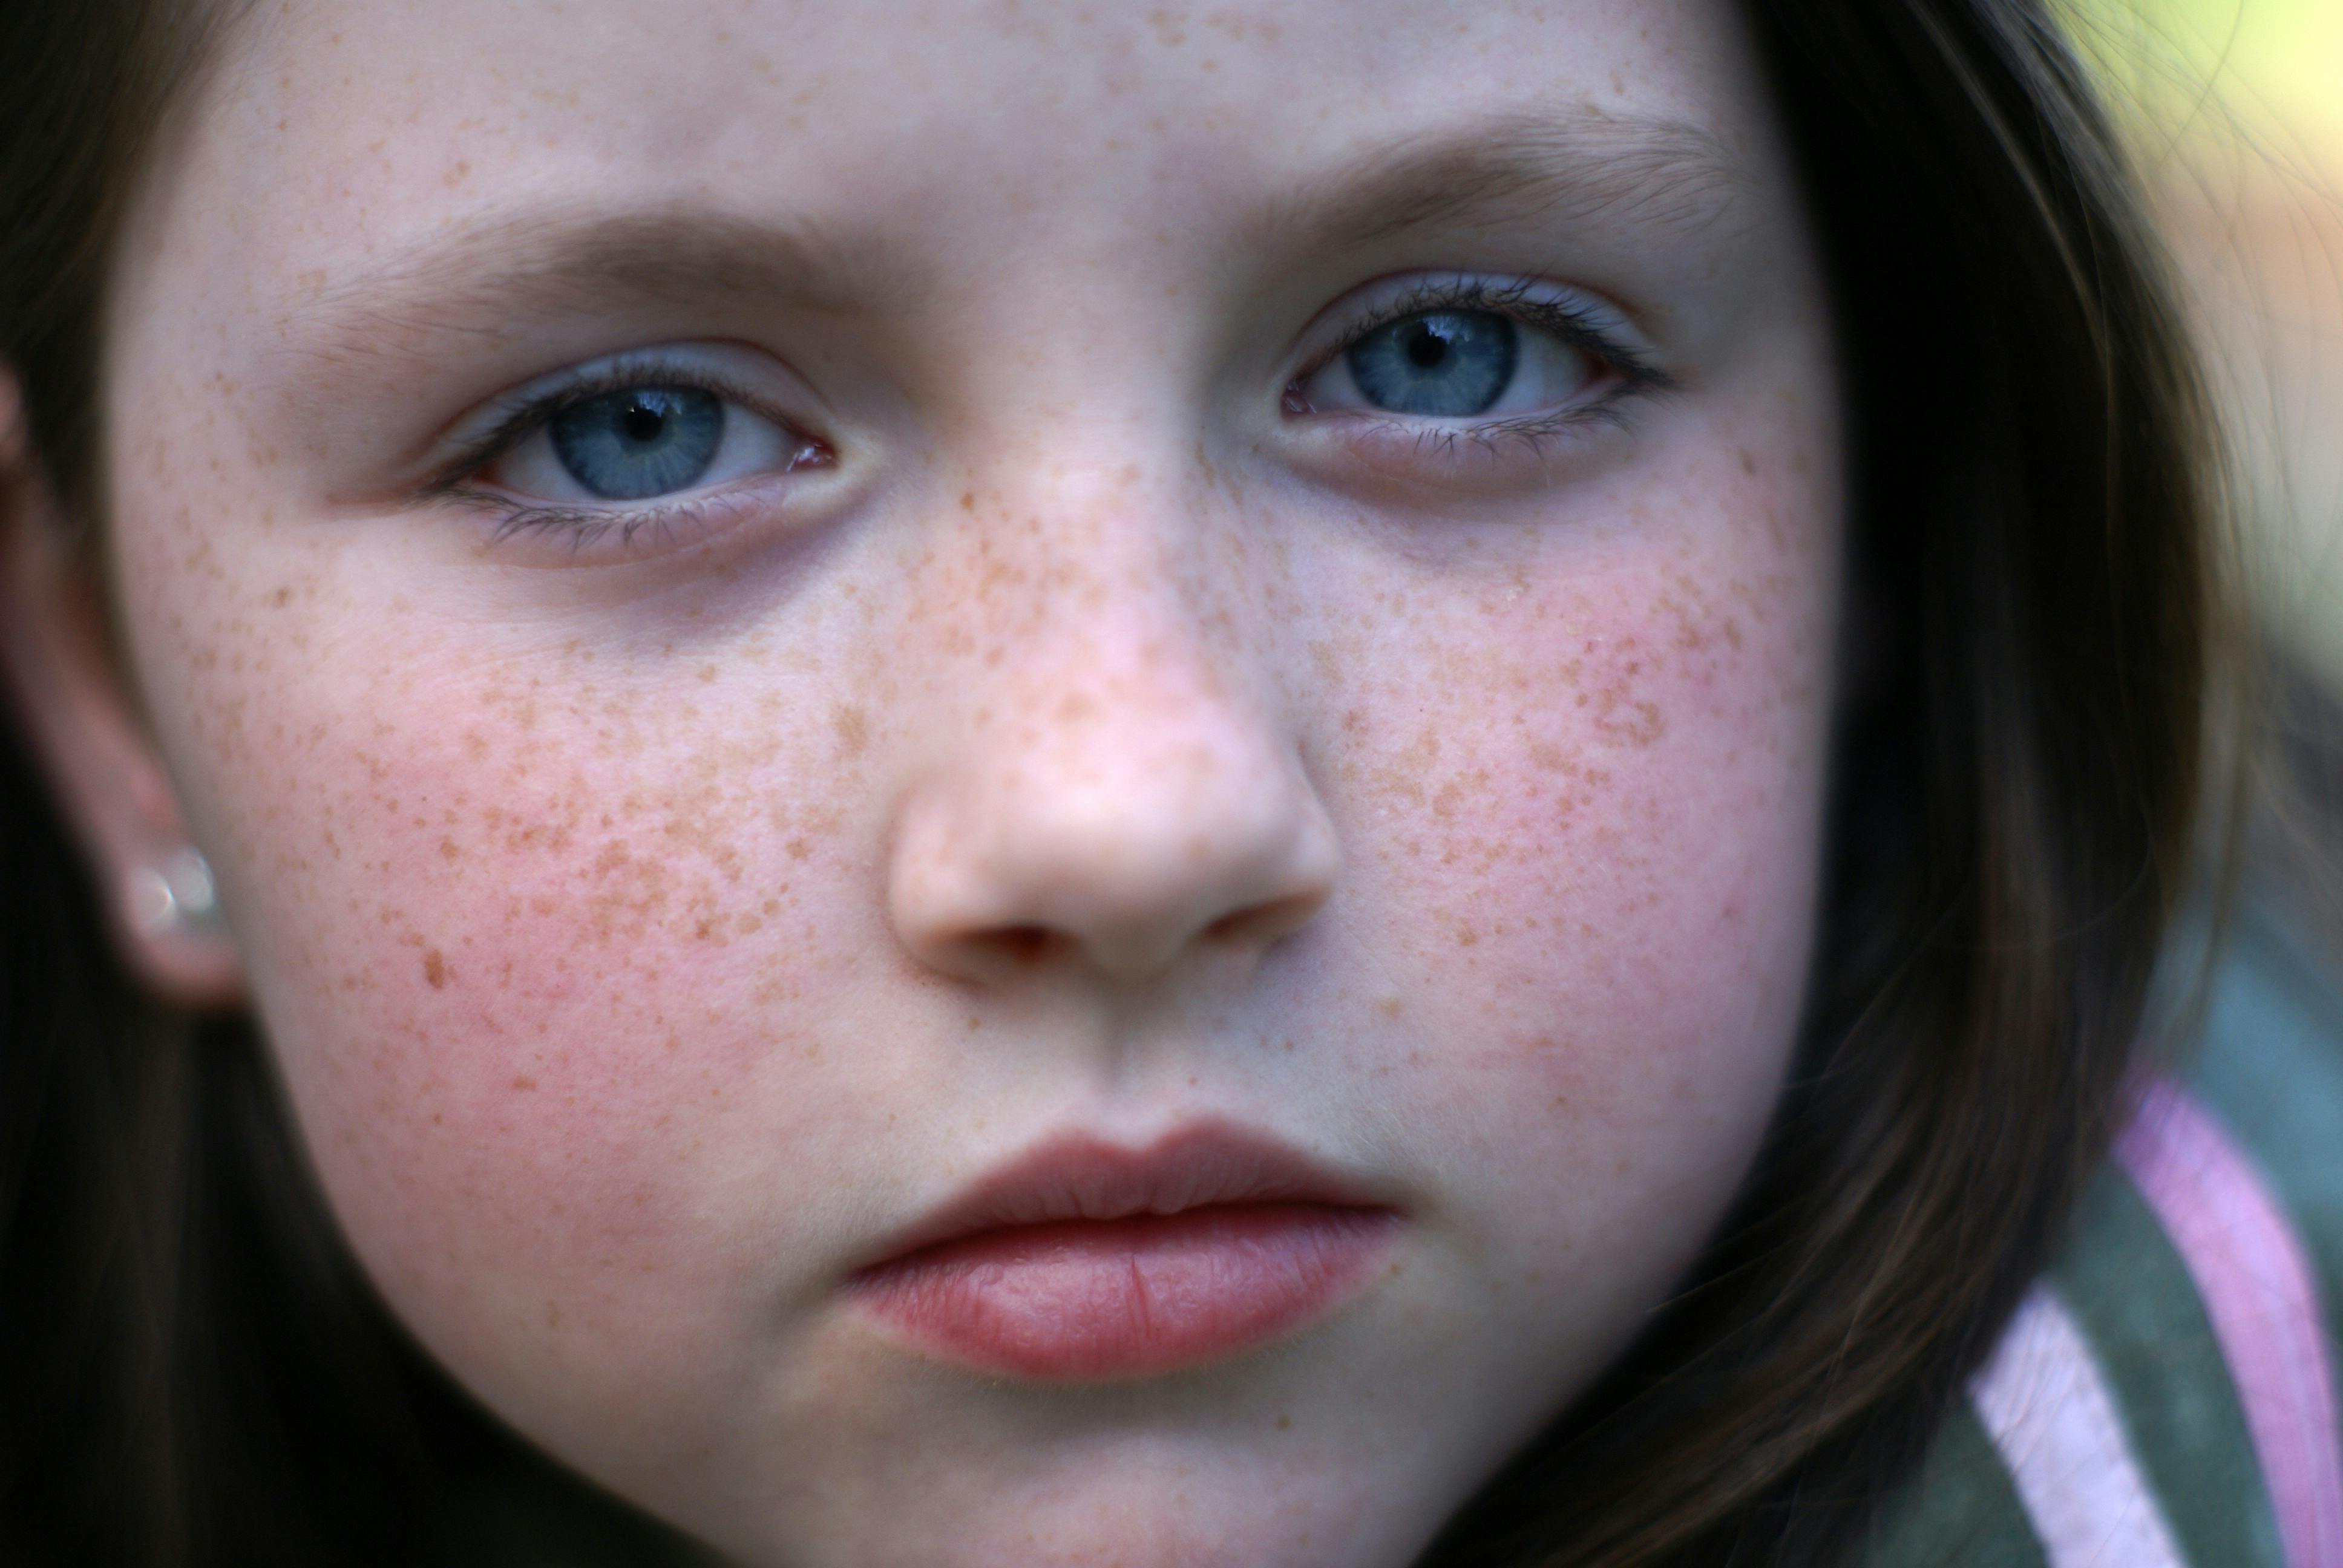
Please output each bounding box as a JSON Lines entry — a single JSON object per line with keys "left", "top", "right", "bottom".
{"left": 1406, "top": 326, "right": 1449, "bottom": 369}
{"left": 622, "top": 399, "right": 669, "bottom": 443}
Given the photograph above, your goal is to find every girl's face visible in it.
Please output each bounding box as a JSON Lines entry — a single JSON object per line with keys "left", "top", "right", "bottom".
{"left": 94, "top": 0, "right": 1839, "bottom": 1561}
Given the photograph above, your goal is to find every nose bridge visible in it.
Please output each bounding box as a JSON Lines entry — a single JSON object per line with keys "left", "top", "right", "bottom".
{"left": 1004, "top": 461, "right": 1241, "bottom": 733}
{"left": 887, "top": 460, "right": 1339, "bottom": 985}
{"left": 942, "top": 441, "right": 1263, "bottom": 759}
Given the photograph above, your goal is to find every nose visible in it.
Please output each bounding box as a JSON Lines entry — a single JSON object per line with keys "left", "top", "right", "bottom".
{"left": 887, "top": 566, "right": 1339, "bottom": 988}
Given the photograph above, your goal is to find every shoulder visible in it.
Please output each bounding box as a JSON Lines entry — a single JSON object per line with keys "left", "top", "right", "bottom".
{"left": 1866, "top": 907, "right": 2343, "bottom": 1568}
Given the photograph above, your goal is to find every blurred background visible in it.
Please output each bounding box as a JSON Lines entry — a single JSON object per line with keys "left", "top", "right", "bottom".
{"left": 2067, "top": 0, "right": 2343, "bottom": 685}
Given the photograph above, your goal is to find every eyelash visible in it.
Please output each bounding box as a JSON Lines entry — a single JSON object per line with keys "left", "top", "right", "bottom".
{"left": 1293, "top": 275, "right": 1674, "bottom": 449}
{"left": 418, "top": 359, "right": 823, "bottom": 552}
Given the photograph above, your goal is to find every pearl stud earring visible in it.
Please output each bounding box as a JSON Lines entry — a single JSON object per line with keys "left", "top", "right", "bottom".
{"left": 128, "top": 846, "right": 221, "bottom": 936}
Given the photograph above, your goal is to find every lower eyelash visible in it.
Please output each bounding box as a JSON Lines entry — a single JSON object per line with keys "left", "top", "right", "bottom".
{"left": 430, "top": 419, "right": 831, "bottom": 559}
{"left": 1393, "top": 398, "right": 1647, "bottom": 462}
{"left": 439, "top": 483, "right": 749, "bottom": 559}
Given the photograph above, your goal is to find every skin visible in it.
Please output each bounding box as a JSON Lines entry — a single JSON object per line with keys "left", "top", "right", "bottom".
{"left": 5, "top": 0, "right": 1843, "bottom": 1562}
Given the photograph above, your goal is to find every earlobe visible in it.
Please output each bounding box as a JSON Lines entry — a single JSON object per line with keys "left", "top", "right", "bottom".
{"left": 0, "top": 371, "right": 246, "bottom": 1010}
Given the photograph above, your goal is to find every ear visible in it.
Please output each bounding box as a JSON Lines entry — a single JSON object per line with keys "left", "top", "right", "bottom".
{"left": 0, "top": 370, "right": 246, "bottom": 1009}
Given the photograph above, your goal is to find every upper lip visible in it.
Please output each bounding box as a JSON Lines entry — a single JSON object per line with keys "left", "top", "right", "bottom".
{"left": 851, "top": 1119, "right": 1397, "bottom": 1271}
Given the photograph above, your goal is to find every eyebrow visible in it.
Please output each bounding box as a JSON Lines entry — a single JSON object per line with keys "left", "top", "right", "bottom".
{"left": 284, "top": 208, "right": 912, "bottom": 374}
{"left": 1255, "top": 110, "right": 1756, "bottom": 258}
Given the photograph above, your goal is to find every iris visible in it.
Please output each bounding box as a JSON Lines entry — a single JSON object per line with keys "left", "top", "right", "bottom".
{"left": 549, "top": 387, "right": 725, "bottom": 500}
{"left": 1344, "top": 310, "right": 1519, "bottom": 418}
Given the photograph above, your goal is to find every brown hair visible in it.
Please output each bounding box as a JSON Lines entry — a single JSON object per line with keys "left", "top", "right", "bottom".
{"left": 0, "top": 1, "right": 2224, "bottom": 1563}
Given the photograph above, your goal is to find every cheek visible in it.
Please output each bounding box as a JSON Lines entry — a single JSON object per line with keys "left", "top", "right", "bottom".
{"left": 131, "top": 557, "right": 894, "bottom": 1377}
{"left": 1311, "top": 482, "right": 1835, "bottom": 1276}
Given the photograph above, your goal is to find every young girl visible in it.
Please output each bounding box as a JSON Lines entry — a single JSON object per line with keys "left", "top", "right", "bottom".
{"left": 0, "top": 0, "right": 2327, "bottom": 1563}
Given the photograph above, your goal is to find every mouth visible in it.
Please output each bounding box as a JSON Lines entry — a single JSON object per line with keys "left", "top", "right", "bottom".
{"left": 845, "top": 1122, "right": 1401, "bottom": 1380}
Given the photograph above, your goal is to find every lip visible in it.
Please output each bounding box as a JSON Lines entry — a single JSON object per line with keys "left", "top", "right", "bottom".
{"left": 845, "top": 1122, "right": 1401, "bottom": 1380}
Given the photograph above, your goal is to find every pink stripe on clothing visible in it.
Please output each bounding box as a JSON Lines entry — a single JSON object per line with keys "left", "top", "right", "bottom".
{"left": 1971, "top": 1286, "right": 2189, "bottom": 1567}
{"left": 2117, "top": 1078, "right": 2343, "bottom": 1568}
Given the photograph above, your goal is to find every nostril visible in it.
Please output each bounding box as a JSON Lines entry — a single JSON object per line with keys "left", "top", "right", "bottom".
{"left": 987, "top": 925, "right": 1059, "bottom": 967}
{"left": 1202, "top": 890, "right": 1326, "bottom": 950}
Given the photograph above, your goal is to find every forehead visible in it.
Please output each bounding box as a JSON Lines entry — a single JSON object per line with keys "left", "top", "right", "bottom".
{"left": 177, "top": 0, "right": 1777, "bottom": 270}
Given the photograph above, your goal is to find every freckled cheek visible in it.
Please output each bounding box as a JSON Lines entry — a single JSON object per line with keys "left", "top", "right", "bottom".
{"left": 1346, "top": 573, "right": 1822, "bottom": 943}
{"left": 1418, "top": 730, "right": 1818, "bottom": 1105}
{"left": 1337, "top": 572, "right": 1829, "bottom": 1249}
{"left": 183, "top": 655, "right": 882, "bottom": 1318}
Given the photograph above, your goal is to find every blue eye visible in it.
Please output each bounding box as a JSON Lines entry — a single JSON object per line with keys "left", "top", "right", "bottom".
{"left": 548, "top": 387, "right": 726, "bottom": 500}
{"left": 448, "top": 347, "right": 829, "bottom": 550}
{"left": 1344, "top": 311, "right": 1519, "bottom": 417}
{"left": 1294, "top": 284, "right": 1620, "bottom": 430}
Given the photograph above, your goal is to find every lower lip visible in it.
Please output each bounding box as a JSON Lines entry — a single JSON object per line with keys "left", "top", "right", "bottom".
{"left": 849, "top": 1204, "right": 1398, "bottom": 1380}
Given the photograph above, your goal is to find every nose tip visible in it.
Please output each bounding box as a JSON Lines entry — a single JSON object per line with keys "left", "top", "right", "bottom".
{"left": 888, "top": 742, "right": 1342, "bottom": 987}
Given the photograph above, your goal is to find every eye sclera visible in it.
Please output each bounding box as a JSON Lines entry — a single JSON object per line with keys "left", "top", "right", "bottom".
{"left": 1280, "top": 270, "right": 1665, "bottom": 428}
{"left": 419, "top": 341, "right": 836, "bottom": 560}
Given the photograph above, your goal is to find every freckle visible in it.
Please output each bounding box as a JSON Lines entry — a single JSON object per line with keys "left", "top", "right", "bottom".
{"left": 959, "top": 491, "right": 975, "bottom": 512}
{"left": 832, "top": 704, "right": 868, "bottom": 756}
{"left": 697, "top": 664, "right": 717, "bottom": 684}
{"left": 1738, "top": 449, "right": 1757, "bottom": 475}
{"left": 786, "top": 838, "right": 810, "bottom": 861}
{"left": 422, "top": 949, "right": 447, "bottom": 988}
{"left": 1276, "top": 1415, "right": 1293, "bottom": 1431}
{"left": 1457, "top": 926, "right": 1478, "bottom": 947}
{"left": 439, "top": 837, "right": 460, "bottom": 862}
{"left": 1377, "top": 996, "right": 1403, "bottom": 1019}
{"left": 511, "top": 1075, "right": 537, "bottom": 1091}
